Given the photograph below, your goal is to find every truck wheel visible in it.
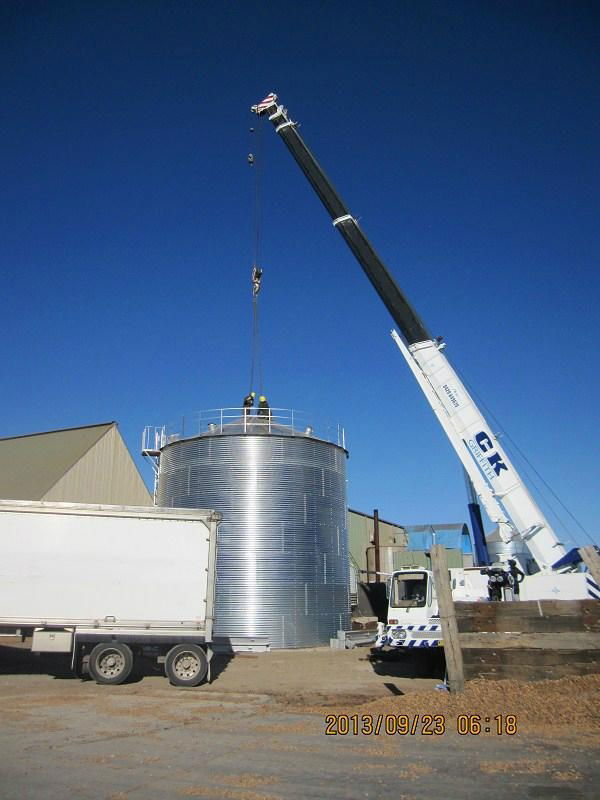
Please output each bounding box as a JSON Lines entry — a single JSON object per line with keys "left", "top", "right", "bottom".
{"left": 88, "top": 643, "right": 134, "bottom": 685}
{"left": 164, "top": 644, "right": 208, "bottom": 687}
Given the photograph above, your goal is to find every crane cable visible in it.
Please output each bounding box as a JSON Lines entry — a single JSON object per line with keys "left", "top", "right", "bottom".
{"left": 452, "top": 358, "right": 595, "bottom": 548}
{"left": 249, "top": 275, "right": 263, "bottom": 394}
{"left": 248, "top": 119, "right": 264, "bottom": 396}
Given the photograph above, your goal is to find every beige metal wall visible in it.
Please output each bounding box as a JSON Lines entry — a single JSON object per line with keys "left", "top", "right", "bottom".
{"left": 348, "top": 509, "right": 408, "bottom": 575}
{"left": 43, "top": 425, "right": 152, "bottom": 506}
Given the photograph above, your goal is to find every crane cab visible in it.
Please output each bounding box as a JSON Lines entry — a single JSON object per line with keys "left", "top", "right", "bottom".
{"left": 385, "top": 569, "right": 435, "bottom": 630}
{"left": 376, "top": 567, "right": 489, "bottom": 650}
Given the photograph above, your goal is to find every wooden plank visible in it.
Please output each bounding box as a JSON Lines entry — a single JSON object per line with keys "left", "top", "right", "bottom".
{"left": 455, "top": 599, "right": 600, "bottom": 618}
{"left": 580, "top": 546, "right": 600, "bottom": 590}
{"left": 455, "top": 599, "right": 600, "bottom": 634}
{"left": 464, "top": 661, "right": 600, "bottom": 681}
{"left": 459, "top": 632, "right": 600, "bottom": 649}
{"left": 493, "top": 615, "right": 583, "bottom": 634}
{"left": 462, "top": 648, "right": 600, "bottom": 666}
{"left": 457, "top": 615, "right": 593, "bottom": 634}
{"left": 431, "top": 544, "right": 464, "bottom": 693}
{"left": 532, "top": 599, "right": 597, "bottom": 615}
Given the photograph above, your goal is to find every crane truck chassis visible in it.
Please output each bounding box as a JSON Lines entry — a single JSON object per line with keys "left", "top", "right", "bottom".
{"left": 251, "top": 92, "right": 598, "bottom": 655}
{"left": 0, "top": 500, "right": 222, "bottom": 686}
{"left": 373, "top": 564, "right": 598, "bottom": 651}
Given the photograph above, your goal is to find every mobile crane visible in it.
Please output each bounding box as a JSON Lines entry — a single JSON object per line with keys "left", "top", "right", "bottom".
{"left": 251, "top": 93, "right": 597, "bottom": 648}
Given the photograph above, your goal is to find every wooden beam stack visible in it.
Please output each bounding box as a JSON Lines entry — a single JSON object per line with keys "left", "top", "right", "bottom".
{"left": 455, "top": 599, "right": 600, "bottom": 681}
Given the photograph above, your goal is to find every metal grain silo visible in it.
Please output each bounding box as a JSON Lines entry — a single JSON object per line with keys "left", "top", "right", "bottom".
{"left": 154, "top": 410, "right": 350, "bottom": 648}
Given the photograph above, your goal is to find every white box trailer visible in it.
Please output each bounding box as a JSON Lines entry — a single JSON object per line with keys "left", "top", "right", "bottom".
{"left": 0, "top": 499, "right": 220, "bottom": 687}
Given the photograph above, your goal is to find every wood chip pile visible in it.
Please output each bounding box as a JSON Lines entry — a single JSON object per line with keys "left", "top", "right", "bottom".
{"left": 319, "top": 674, "right": 600, "bottom": 732}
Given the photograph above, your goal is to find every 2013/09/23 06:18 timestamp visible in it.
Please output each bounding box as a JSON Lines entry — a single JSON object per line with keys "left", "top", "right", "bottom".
{"left": 324, "top": 714, "right": 518, "bottom": 736}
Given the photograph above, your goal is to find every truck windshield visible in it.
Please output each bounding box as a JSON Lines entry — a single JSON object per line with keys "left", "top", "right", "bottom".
{"left": 390, "top": 572, "right": 428, "bottom": 608}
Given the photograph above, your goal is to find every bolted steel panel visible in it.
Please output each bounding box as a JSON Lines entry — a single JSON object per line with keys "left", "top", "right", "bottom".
{"left": 156, "top": 432, "right": 350, "bottom": 648}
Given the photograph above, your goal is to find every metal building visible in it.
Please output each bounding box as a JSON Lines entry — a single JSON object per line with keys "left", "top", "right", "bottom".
{"left": 149, "top": 409, "right": 350, "bottom": 648}
{"left": 347, "top": 508, "right": 408, "bottom": 578}
{"left": 0, "top": 422, "right": 152, "bottom": 506}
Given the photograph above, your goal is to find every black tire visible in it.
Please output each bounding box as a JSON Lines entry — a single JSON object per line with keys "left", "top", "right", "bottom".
{"left": 164, "top": 644, "right": 208, "bottom": 687}
{"left": 88, "top": 642, "right": 134, "bottom": 685}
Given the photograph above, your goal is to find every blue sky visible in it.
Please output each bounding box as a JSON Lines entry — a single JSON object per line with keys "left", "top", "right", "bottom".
{"left": 2, "top": 1, "right": 599, "bottom": 547}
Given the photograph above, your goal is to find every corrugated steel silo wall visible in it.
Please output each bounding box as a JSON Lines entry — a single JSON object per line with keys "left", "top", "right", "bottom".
{"left": 156, "top": 434, "right": 350, "bottom": 648}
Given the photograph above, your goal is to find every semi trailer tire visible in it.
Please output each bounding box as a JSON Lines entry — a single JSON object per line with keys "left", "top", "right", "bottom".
{"left": 164, "top": 644, "right": 208, "bottom": 687}
{"left": 88, "top": 642, "right": 134, "bottom": 685}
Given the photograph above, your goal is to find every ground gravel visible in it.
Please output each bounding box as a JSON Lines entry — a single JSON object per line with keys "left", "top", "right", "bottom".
{"left": 308, "top": 674, "right": 600, "bottom": 733}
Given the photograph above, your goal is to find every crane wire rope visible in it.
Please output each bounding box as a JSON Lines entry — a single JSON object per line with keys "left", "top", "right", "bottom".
{"left": 248, "top": 118, "right": 264, "bottom": 396}
{"left": 452, "top": 357, "right": 577, "bottom": 546}
{"left": 449, "top": 355, "right": 594, "bottom": 548}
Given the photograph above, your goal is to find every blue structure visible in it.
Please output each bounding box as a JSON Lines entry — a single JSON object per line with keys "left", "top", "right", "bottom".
{"left": 404, "top": 523, "right": 473, "bottom": 556}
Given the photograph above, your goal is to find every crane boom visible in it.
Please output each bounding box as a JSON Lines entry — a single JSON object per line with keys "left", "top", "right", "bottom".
{"left": 252, "top": 92, "right": 568, "bottom": 572}
{"left": 250, "top": 93, "right": 429, "bottom": 345}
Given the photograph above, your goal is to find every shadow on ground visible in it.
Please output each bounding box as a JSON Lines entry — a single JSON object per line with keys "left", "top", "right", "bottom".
{"left": 0, "top": 643, "right": 76, "bottom": 679}
{"left": 0, "top": 642, "right": 235, "bottom": 684}
{"left": 367, "top": 647, "right": 446, "bottom": 680}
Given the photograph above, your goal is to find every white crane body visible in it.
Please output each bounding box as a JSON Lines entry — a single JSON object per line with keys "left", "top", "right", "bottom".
{"left": 391, "top": 331, "right": 565, "bottom": 573}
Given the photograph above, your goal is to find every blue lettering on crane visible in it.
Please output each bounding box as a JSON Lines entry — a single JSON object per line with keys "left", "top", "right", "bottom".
{"left": 474, "top": 431, "right": 509, "bottom": 477}
{"left": 487, "top": 452, "right": 508, "bottom": 476}
{"left": 475, "top": 432, "right": 493, "bottom": 452}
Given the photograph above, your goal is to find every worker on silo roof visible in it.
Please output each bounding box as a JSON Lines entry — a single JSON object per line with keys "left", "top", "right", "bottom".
{"left": 243, "top": 392, "right": 255, "bottom": 418}
{"left": 257, "top": 395, "right": 270, "bottom": 418}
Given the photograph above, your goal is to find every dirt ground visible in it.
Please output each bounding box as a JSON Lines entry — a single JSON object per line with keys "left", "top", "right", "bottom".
{"left": 0, "top": 640, "right": 599, "bottom": 799}
{"left": 0, "top": 638, "right": 442, "bottom": 704}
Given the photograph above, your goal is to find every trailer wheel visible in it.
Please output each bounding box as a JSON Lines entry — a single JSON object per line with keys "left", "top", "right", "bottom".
{"left": 164, "top": 644, "right": 208, "bottom": 687}
{"left": 88, "top": 643, "right": 134, "bottom": 685}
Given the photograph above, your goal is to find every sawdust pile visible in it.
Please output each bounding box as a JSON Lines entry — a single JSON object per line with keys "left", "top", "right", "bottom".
{"left": 313, "top": 674, "right": 600, "bottom": 732}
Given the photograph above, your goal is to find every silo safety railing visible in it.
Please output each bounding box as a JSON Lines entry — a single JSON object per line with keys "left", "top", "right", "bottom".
{"left": 142, "top": 408, "right": 346, "bottom": 454}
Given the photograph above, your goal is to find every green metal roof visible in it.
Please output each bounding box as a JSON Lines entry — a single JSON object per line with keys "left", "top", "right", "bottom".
{"left": 0, "top": 422, "right": 115, "bottom": 500}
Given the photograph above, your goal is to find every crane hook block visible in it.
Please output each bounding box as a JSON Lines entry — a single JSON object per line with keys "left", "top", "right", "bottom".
{"left": 252, "top": 265, "right": 263, "bottom": 296}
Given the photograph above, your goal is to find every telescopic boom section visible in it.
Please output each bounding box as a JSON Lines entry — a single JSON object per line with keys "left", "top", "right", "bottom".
{"left": 252, "top": 92, "right": 570, "bottom": 574}
{"left": 251, "top": 93, "right": 430, "bottom": 346}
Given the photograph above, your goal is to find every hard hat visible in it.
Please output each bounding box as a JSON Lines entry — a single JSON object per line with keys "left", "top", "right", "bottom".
{"left": 259, "top": 396, "right": 266, "bottom": 402}
{"left": 251, "top": 392, "right": 256, "bottom": 397}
